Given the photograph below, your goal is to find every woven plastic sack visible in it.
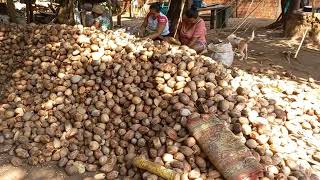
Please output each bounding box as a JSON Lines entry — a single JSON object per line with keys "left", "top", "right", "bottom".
{"left": 208, "top": 42, "right": 234, "bottom": 67}
{"left": 0, "top": 15, "right": 10, "bottom": 24}
{"left": 187, "top": 114, "right": 264, "bottom": 180}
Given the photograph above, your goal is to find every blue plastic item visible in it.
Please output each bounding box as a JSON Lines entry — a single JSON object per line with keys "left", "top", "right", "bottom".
{"left": 160, "top": 3, "right": 169, "bottom": 15}
{"left": 284, "top": 0, "right": 291, "bottom": 15}
{"left": 193, "top": 0, "right": 203, "bottom": 8}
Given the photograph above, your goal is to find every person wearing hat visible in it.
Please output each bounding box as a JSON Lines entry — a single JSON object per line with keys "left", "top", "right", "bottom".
{"left": 92, "top": 4, "right": 112, "bottom": 31}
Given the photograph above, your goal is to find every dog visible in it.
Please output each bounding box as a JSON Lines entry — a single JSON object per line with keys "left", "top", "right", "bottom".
{"left": 227, "top": 31, "right": 255, "bottom": 61}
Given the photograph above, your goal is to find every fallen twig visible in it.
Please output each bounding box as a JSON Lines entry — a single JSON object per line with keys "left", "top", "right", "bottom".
{"left": 294, "top": 29, "right": 309, "bottom": 59}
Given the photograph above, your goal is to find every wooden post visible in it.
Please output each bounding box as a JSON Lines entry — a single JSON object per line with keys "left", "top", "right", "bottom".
{"left": 26, "top": 0, "right": 32, "bottom": 23}
{"left": 312, "top": 0, "right": 316, "bottom": 18}
{"left": 210, "top": 9, "right": 214, "bottom": 29}
{"left": 56, "top": 0, "right": 76, "bottom": 25}
{"left": 129, "top": 2, "right": 132, "bottom": 18}
{"left": 167, "top": 0, "right": 186, "bottom": 37}
{"left": 6, "top": 0, "right": 18, "bottom": 23}
{"left": 294, "top": 28, "right": 309, "bottom": 59}
{"left": 235, "top": 0, "right": 238, "bottom": 17}
{"left": 173, "top": 0, "right": 185, "bottom": 37}
{"left": 117, "top": 15, "right": 121, "bottom": 27}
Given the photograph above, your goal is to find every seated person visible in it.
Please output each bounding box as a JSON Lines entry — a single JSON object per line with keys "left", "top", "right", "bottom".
{"left": 185, "top": 0, "right": 203, "bottom": 13}
{"left": 140, "top": 2, "right": 170, "bottom": 40}
{"left": 177, "top": 5, "right": 207, "bottom": 53}
{"left": 80, "top": 3, "right": 94, "bottom": 27}
{"left": 92, "top": 4, "right": 112, "bottom": 31}
{"left": 192, "top": 0, "right": 203, "bottom": 8}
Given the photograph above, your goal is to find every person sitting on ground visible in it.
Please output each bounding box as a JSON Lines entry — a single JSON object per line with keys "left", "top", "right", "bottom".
{"left": 177, "top": 5, "right": 207, "bottom": 53}
{"left": 140, "top": 2, "right": 170, "bottom": 40}
{"left": 80, "top": 3, "right": 94, "bottom": 27}
{"left": 92, "top": 4, "right": 112, "bottom": 31}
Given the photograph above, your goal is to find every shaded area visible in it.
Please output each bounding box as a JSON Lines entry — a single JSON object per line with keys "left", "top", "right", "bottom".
{"left": 0, "top": 154, "right": 85, "bottom": 180}
{"left": 205, "top": 18, "right": 320, "bottom": 82}
{"left": 121, "top": 17, "right": 320, "bottom": 81}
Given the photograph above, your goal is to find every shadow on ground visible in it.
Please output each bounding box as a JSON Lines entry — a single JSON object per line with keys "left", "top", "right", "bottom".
{"left": 0, "top": 155, "right": 83, "bottom": 180}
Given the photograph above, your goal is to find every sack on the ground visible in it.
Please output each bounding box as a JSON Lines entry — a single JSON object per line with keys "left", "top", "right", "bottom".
{"left": 187, "top": 114, "right": 264, "bottom": 180}
{"left": 208, "top": 42, "right": 234, "bottom": 67}
{"left": 0, "top": 15, "right": 10, "bottom": 24}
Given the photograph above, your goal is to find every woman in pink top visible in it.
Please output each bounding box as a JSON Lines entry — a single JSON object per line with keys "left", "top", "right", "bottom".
{"left": 177, "top": 5, "right": 207, "bottom": 53}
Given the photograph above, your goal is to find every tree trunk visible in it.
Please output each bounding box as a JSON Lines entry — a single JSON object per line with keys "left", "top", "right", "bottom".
{"left": 283, "top": 0, "right": 301, "bottom": 36}
{"left": 57, "top": 0, "right": 75, "bottom": 24}
{"left": 6, "top": 0, "right": 18, "bottom": 23}
{"left": 311, "top": 0, "right": 315, "bottom": 18}
{"left": 26, "top": 0, "right": 33, "bottom": 23}
{"left": 266, "top": 0, "right": 303, "bottom": 30}
{"left": 167, "top": 0, "right": 187, "bottom": 37}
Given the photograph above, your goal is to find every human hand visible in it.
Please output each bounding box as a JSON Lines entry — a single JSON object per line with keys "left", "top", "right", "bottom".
{"left": 137, "top": 28, "right": 145, "bottom": 37}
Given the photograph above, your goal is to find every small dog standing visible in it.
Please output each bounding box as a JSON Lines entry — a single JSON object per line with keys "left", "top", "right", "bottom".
{"left": 227, "top": 31, "right": 255, "bottom": 61}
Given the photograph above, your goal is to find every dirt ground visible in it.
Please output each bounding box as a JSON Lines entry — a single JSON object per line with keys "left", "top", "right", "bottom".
{"left": 0, "top": 156, "right": 86, "bottom": 180}
{"left": 219, "top": 19, "right": 320, "bottom": 83}
{"left": 120, "top": 17, "right": 320, "bottom": 82}
{"left": 0, "top": 17, "right": 319, "bottom": 180}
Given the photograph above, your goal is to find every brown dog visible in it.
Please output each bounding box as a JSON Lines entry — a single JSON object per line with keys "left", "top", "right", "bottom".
{"left": 227, "top": 31, "right": 255, "bottom": 61}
